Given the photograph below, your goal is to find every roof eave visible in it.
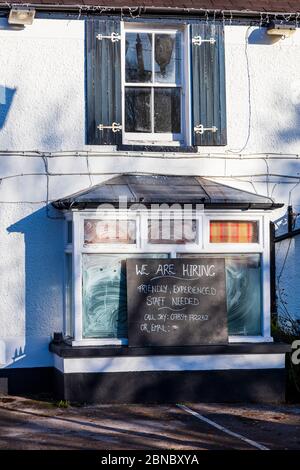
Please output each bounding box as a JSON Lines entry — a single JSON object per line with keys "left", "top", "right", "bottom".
{"left": 52, "top": 201, "right": 284, "bottom": 211}
{"left": 0, "top": 4, "right": 299, "bottom": 19}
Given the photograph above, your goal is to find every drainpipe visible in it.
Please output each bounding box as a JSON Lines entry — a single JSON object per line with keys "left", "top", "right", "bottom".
{"left": 288, "top": 205, "right": 294, "bottom": 233}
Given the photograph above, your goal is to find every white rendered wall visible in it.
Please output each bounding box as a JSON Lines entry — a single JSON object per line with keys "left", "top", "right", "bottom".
{"left": 276, "top": 235, "right": 300, "bottom": 333}
{"left": 0, "top": 18, "right": 300, "bottom": 367}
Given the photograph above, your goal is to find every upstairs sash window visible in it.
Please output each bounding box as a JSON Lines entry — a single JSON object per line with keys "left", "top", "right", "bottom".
{"left": 124, "top": 29, "right": 183, "bottom": 143}
{"left": 86, "top": 18, "right": 227, "bottom": 147}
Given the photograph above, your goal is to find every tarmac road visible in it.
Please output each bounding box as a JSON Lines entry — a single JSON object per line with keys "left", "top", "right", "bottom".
{"left": 0, "top": 396, "right": 300, "bottom": 450}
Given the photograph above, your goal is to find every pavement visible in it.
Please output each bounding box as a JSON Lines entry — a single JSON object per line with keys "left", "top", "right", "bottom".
{"left": 0, "top": 396, "right": 300, "bottom": 450}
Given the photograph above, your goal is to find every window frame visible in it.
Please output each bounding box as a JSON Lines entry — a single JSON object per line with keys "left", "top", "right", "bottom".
{"left": 65, "top": 209, "right": 271, "bottom": 346}
{"left": 121, "top": 22, "right": 192, "bottom": 146}
{"left": 205, "top": 214, "right": 263, "bottom": 252}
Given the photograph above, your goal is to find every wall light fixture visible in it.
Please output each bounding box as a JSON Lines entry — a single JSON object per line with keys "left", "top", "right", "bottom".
{"left": 267, "top": 21, "right": 296, "bottom": 39}
{"left": 8, "top": 6, "right": 36, "bottom": 26}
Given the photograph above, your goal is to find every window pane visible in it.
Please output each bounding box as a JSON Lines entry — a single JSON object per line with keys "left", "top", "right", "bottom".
{"left": 148, "top": 219, "right": 196, "bottom": 244}
{"left": 82, "top": 254, "right": 168, "bottom": 339}
{"left": 210, "top": 221, "right": 259, "bottom": 243}
{"left": 154, "top": 88, "right": 181, "bottom": 133}
{"left": 154, "top": 33, "right": 181, "bottom": 83}
{"left": 226, "top": 255, "right": 261, "bottom": 336}
{"left": 125, "top": 87, "right": 151, "bottom": 132}
{"left": 65, "top": 253, "right": 73, "bottom": 337}
{"left": 177, "top": 253, "right": 262, "bottom": 336}
{"left": 84, "top": 219, "right": 136, "bottom": 244}
{"left": 125, "top": 33, "right": 152, "bottom": 83}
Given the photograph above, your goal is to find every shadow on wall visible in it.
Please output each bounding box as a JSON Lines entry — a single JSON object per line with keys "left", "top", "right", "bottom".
{"left": 3, "top": 206, "right": 64, "bottom": 377}
{"left": 278, "top": 102, "right": 300, "bottom": 145}
{"left": 0, "top": 17, "right": 24, "bottom": 31}
{"left": 0, "top": 85, "right": 16, "bottom": 129}
{"left": 277, "top": 234, "right": 300, "bottom": 328}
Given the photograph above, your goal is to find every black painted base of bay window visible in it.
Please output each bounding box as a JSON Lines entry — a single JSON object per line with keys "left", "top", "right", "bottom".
{"left": 50, "top": 341, "right": 289, "bottom": 403}
{"left": 0, "top": 363, "right": 288, "bottom": 404}
{"left": 53, "top": 368, "right": 286, "bottom": 404}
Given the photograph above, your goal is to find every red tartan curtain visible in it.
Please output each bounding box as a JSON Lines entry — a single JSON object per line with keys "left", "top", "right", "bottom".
{"left": 210, "top": 221, "right": 258, "bottom": 243}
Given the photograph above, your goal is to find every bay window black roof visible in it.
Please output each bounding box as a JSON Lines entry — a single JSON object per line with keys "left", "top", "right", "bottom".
{"left": 52, "top": 174, "right": 283, "bottom": 210}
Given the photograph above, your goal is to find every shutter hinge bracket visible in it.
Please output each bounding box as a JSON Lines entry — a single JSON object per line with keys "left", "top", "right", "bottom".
{"left": 96, "top": 32, "right": 121, "bottom": 42}
{"left": 97, "top": 122, "right": 122, "bottom": 133}
{"left": 192, "top": 36, "right": 216, "bottom": 46}
{"left": 194, "top": 124, "right": 218, "bottom": 135}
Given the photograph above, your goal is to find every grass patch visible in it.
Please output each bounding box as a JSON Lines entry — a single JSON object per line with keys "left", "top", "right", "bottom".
{"left": 56, "top": 400, "right": 70, "bottom": 408}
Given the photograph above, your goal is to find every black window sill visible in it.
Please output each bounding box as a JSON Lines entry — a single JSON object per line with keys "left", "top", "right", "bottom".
{"left": 49, "top": 340, "right": 290, "bottom": 358}
{"left": 117, "top": 145, "right": 198, "bottom": 153}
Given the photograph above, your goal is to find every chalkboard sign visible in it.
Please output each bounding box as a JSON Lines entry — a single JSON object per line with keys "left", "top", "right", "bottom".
{"left": 126, "top": 258, "right": 228, "bottom": 347}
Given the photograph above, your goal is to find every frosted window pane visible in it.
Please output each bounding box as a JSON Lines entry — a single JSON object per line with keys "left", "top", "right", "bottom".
{"left": 82, "top": 253, "right": 168, "bottom": 339}
{"left": 84, "top": 219, "right": 136, "bottom": 244}
{"left": 177, "top": 254, "right": 262, "bottom": 336}
{"left": 148, "top": 219, "right": 196, "bottom": 244}
{"left": 226, "top": 255, "right": 261, "bottom": 335}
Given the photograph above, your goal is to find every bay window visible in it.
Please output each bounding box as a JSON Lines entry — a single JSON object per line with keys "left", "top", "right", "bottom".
{"left": 64, "top": 210, "right": 270, "bottom": 346}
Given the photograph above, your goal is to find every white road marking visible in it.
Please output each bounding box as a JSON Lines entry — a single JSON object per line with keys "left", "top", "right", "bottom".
{"left": 177, "top": 404, "right": 269, "bottom": 450}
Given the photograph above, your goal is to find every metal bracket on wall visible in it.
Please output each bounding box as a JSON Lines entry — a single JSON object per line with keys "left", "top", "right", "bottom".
{"left": 97, "top": 122, "right": 122, "bottom": 133}
{"left": 96, "top": 32, "right": 121, "bottom": 42}
{"left": 192, "top": 36, "right": 216, "bottom": 46}
{"left": 194, "top": 124, "right": 218, "bottom": 135}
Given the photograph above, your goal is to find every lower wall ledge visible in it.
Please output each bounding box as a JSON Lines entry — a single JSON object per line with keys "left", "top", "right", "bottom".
{"left": 50, "top": 341, "right": 291, "bottom": 358}
{"left": 53, "top": 353, "right": 286, "bottom": 374}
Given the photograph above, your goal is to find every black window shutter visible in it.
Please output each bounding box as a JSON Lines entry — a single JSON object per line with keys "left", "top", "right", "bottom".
{"left": 191, "top": 22, "right": 227, "bottom": 146}
{"left": 86, "top": 19, "right": 122, "bottom": 145}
